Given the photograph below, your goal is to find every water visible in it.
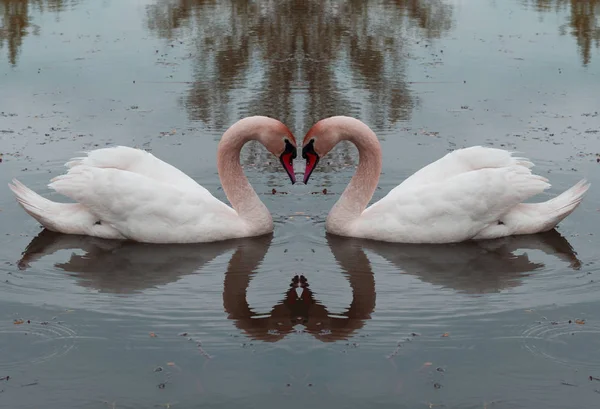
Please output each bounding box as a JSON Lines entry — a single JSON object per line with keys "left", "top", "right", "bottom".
{"left": 1, "top": 0, "right": 600, "bottom": 407}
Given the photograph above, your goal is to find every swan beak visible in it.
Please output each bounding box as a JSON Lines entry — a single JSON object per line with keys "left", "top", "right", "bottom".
{"left": 302, "top": 141, "right": 319, "bottom": 184}
{"left": 279, "top": 140, "right": 297, "bottom": 184}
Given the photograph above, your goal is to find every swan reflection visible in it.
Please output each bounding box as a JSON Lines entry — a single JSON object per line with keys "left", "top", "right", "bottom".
{"left": 18, "top": 228, "right": 581, "bottom": 343}
{"left": 17, "top": 230, "right": 376, "bottom": 342}
{"left": 18, "top": 229, "right": 270, "bottom": 294}
{"left": 327, "top": 229, "right": 581, "bottom": 294}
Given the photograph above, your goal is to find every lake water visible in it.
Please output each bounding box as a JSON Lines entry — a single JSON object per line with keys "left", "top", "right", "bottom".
{"left": 1, "top": 0, "right": 600, "bottom": 408}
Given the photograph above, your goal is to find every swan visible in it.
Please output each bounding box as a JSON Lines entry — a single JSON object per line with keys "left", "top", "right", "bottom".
{"left": 301, "top": 116, "right": 590, "bottom": 243}
{"left": 9, "top": 116, "right": 297, "bottom": 243}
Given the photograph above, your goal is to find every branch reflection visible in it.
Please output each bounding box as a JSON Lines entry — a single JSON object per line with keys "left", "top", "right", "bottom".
{"left": 525, "top": 0, "right": 600, "bottom": 65}
{"left": 144, "top": 0, "right": 454, "bottom": 130}
{"left": 0, "top": 0, "right": 75, "bottom": 65}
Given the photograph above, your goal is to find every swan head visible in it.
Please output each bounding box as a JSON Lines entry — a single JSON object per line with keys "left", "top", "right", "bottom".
{"left": 265, "top": 119, "right": 297, "bottom": 185}
{"left": 301, "top": 116, "right": 349, "bottom": 184}
{"left": 302, "top": 116, "right": 377, "bottom": 184}
{"left": 248, "top": 116, "right": 298, "bottom": 184}
{"left": 220, "top": 116, "right": 298, "bottom": 184}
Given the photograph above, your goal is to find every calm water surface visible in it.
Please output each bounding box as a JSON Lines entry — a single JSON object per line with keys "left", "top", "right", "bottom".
{"left": 1, "top": 0, "right": 600, "bottom": 408}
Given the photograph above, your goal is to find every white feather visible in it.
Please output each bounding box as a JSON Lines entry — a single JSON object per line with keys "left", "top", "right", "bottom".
{"left": 352, "top": 147, "right": 589, "bottom": 243}
{"left": 9, "top": 147, "right": 247, "bottom": 243}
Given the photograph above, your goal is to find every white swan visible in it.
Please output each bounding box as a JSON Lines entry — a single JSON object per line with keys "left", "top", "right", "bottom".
{"left": 301, "top": 116, "right": 589, "bottom": 243}
{"left": 9, "top": 116, "right": 297, "bottom": 243}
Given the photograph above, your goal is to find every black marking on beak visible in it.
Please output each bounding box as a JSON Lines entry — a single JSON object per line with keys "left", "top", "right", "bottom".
{"left": 280, "top": 139, "right": 297, "bottom": 184}
{"left": 302, "top": 139, "right": 320, "bottom": 184}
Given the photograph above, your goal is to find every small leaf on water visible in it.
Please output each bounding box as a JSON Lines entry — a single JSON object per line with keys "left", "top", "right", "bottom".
{"left": 13, "top": 319, "right": 24, "bottom": 325}
{"left": 149, "top": 332, "right": 157, "bottom": 337}
{"left": 441, "top": 332, "right": 450, "bottom": 337}
{"left": 575, "top": 319, "right": 586, "bottom": 325}
{"left": 167, "top": 362, "right": 175, "bottom": 366}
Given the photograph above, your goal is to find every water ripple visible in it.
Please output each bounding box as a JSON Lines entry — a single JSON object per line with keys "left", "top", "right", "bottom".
{"left": 521, "top": 319, "right": 600, "bottom": 369}
{"left": 0, "top": 319, "right": 77, "bottom": 369}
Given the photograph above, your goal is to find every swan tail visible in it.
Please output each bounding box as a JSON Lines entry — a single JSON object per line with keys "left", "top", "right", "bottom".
{"left": 8, "top": 179, "right": 74, "bottom": 233}
{"left": 533, "top": 179, "right": 590, "bottom": 230}
{"left": 474, "top": 179, "right": 590, "bottom": 240}
{"left": 11, "top": 177, "right": 124, "bottom": 239}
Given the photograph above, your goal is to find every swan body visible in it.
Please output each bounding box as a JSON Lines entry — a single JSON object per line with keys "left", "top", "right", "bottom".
{"left": 9, "top": 116, "right": 297, "bottom": 243}
{"left": 302, "top": 116, "right": 589, "bottom": 244}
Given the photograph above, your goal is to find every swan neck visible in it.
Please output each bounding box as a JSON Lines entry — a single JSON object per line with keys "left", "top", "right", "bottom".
{"left": 217, "top": 128, "right": 272, "bottom": 232}
{"left": 327, "top": 125, "right": 382, "bottom": 231}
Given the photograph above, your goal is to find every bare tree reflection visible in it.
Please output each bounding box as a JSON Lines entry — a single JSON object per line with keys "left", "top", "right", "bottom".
{"left": 525, "top": 0, "right": 600, "bottom": 65}
{"left": 145, "top": 0, "right": 454, "bottom": 131}
{"left": 0, "top": 0, "right": 75, "bottom": 65}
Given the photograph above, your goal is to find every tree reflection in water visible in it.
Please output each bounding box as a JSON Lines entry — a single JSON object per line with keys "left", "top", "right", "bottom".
{"left": 0, "top": 0, "right": 76, "bottom": 65}
{"left": 525, "top": 0, "right": 600, "bottom": 65}
{"left": 144, "top": 0, "right": 454, "bottom": 130}
{"left": 144, "top": 0, "right": 454, "bottom": 171}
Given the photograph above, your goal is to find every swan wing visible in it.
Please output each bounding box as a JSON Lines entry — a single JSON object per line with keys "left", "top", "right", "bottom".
{"left": 65, "top": 146, "right": 209, "bottom": 193}
{"left": 357, "top": 165, "right": 550, "bottom": 243}
{"left": 48, "top": 165, "right": 243, "bottom": 243}
{"left": 391, "top": 146, "right": 534, "bottom": 193}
